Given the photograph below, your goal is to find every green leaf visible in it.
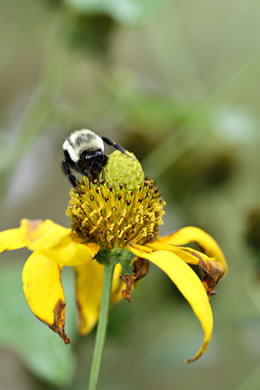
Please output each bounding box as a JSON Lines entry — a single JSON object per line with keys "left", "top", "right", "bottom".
{"left": 0, "top": 261, "right": 77, "bottom": 386}
{"left": 64, "top": 0, "right": 168, "bottom": 25}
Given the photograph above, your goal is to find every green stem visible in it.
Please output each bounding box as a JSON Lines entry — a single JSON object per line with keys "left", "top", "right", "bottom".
{"left": 88, "top": 261, "right": 115, "bottom": 390}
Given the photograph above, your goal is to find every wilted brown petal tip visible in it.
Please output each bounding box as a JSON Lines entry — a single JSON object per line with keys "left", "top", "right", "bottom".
{"left": 50, "top": 299, "right": 70, "bottom": 344}
{"left": 199, "top": 258, "right": 224, "bottom": 298}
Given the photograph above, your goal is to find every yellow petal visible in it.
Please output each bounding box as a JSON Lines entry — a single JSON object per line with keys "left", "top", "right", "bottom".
{"left": 0, "top": 219, "right": 68, "bottom": 252}
{"left": 0, "top": 227, "right": 26, "bottom": 252}
{"left": 22, "top": 252, "right": 70, "bottom": 343}
{"left": 37, "top": 237, "right": 99, "bottom": 266}
{"left": 110, "top": 264, "right": 125, "bottom": 305}
{"left": 23, "top": 219, "right": 99, "bottom": 266}
{"left": 75, "top": 261, "right": 123, "bottom": 334}
{"left": 21, "top": 219, "right": 69, "bottom": 247}
{"left": 0, "top": 219, "right": 67, "bottom": 253}
{"left": 147, "top": 242, "right": 213, "bottom": 265}
{"left": 129, "top": 246, "right": 213, "bottom": 362}
{"left": 0, "top": 219, "right": 99, "bottom": 265}
{"left": 157, "top": 227, "right": 227, "bottom": 272}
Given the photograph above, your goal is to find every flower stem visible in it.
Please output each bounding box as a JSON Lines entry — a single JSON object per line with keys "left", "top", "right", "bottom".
{"left": 88, "top": 261, "right": 115, "bottom": 390}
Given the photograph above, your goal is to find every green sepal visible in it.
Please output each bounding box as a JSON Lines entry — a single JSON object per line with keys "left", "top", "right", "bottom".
{"left": 96, "top": 247, "right": 134, "bottom": 270}
{"left": 119, "top": 253, "right": 134, "bottom": 275}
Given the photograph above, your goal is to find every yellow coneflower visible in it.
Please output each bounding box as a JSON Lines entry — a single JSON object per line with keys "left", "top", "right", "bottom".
{"left": 0, "top": 150, "right": 227, "bottom": 365}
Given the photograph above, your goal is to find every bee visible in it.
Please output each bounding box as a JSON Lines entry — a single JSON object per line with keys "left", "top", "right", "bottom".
{"left": 62, "top": 129, "right": 127, "bottom": 187}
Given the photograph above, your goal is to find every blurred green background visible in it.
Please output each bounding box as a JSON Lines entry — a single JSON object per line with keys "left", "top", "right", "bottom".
{"left": 1, "top": 0, "right": 260, "bottom": 389}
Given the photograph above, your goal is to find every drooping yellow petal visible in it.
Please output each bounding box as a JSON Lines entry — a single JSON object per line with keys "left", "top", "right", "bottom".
{"left": 0, "top": 219, "right": 99, "bottom": 266}
{"left": 36, "top": 237, "right": 99, "bottom": 267}
{"left": 21, "top": 219, "right": 69, "bottom": 248}
{"left": 157, "top": 227, "right": 227, "bottom": 272}
{"left": 75, "top": 261, "right": 123, "bottom": 334}
{"left": 0, "top": 219, "right": 68, "bottom": 253}
{"left": 147, "top": 242, "right": 213, "bottom": 265}
{"left": 22, "top": 219, "right": 99, "bottom": 266}
{"left": 22, "top": 252, "right": 70, "bottom": 343}
{"left": 129, "top": 246, "right": 213, "bottom": 362}
{"left": 144, "top": 243, "right": 225, "bottom": 298}
{"left": 110, "top": 264, "right": 125, "bottom": 305}
{"left": 0, "top": 226, "right": 26, "bottom": 252}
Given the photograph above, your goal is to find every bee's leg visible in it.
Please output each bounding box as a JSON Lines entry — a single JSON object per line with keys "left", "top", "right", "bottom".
{"left": 62, "top": 160, "right": 78, "bottom": 188}
{"left": 78, "top": 166, "right": 92, "bottom": 188}
{"left": 101, "top": 166, "right": 105, "bottom": 180}
{"left": 100, "top": 155, "right": 108, "bottom": 180}
{"left": 101, "top": 136, "right": 128, "bottom": 156}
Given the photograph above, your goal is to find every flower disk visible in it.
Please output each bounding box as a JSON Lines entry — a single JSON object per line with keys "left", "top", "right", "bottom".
{"left": 67, "top": 178, "right": 165, "bottom": 248}
{"left": 66, "top": 145, "right": 166, "bottom": 249}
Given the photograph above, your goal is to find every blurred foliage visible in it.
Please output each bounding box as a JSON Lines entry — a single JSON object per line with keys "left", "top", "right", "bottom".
{"left": 64, "top": 0, "right": 168, "bottom": 25}
{"left": 64, "top": 13, "right": 115, "bottom": 57}
{"left": 245, "top": 207, "right": 260, "bottom": 279}
{"left": 161, "top": 144, "right": 237, "bottom": 201}
{"left": 1, "top": 0, "right": 260, "bottom": 389}
{"left": 44, "top": 0, "right": 169, "bottom": 57}
{"left": 245, "top": 208, "right": 260, "bottom": 253}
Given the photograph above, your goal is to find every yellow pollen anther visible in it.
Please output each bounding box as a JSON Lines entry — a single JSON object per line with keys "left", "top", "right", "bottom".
{"left": 66, "top": 178, "right": 166, "bottom": 248}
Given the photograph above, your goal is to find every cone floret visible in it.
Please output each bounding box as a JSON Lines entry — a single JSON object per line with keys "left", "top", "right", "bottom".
{"left": 66, "top": 151, "right": 165, "bottom": 248}
{"left": 102, "top": 150, "right": 144, "bottom": 191}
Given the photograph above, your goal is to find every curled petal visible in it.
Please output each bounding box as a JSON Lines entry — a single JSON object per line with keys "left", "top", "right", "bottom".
{"left": 199, "top": 259, "right": 225, "bottom": 298}
{"left": 147, "top": 242, "right": 212, "bottom": 265}
{"left": 146, "top": 243, "right": 225, "bottom": 297}
{"left": 129, "top": 246, "right": 213, "bottom": 362}
{"left": 169, "top": 247, "right": 225, "bottom": 297}
{"left": 75, "top": 261, "right": 123, "bottom": 335}
{"left": 22, "top": 252, "right": 70, "bottom": 343}
{"left": 157, "top": 227, "right": 227, "bottom": 272}
{"left": 120, "top": 258, "right": 150, "bottom": 302}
